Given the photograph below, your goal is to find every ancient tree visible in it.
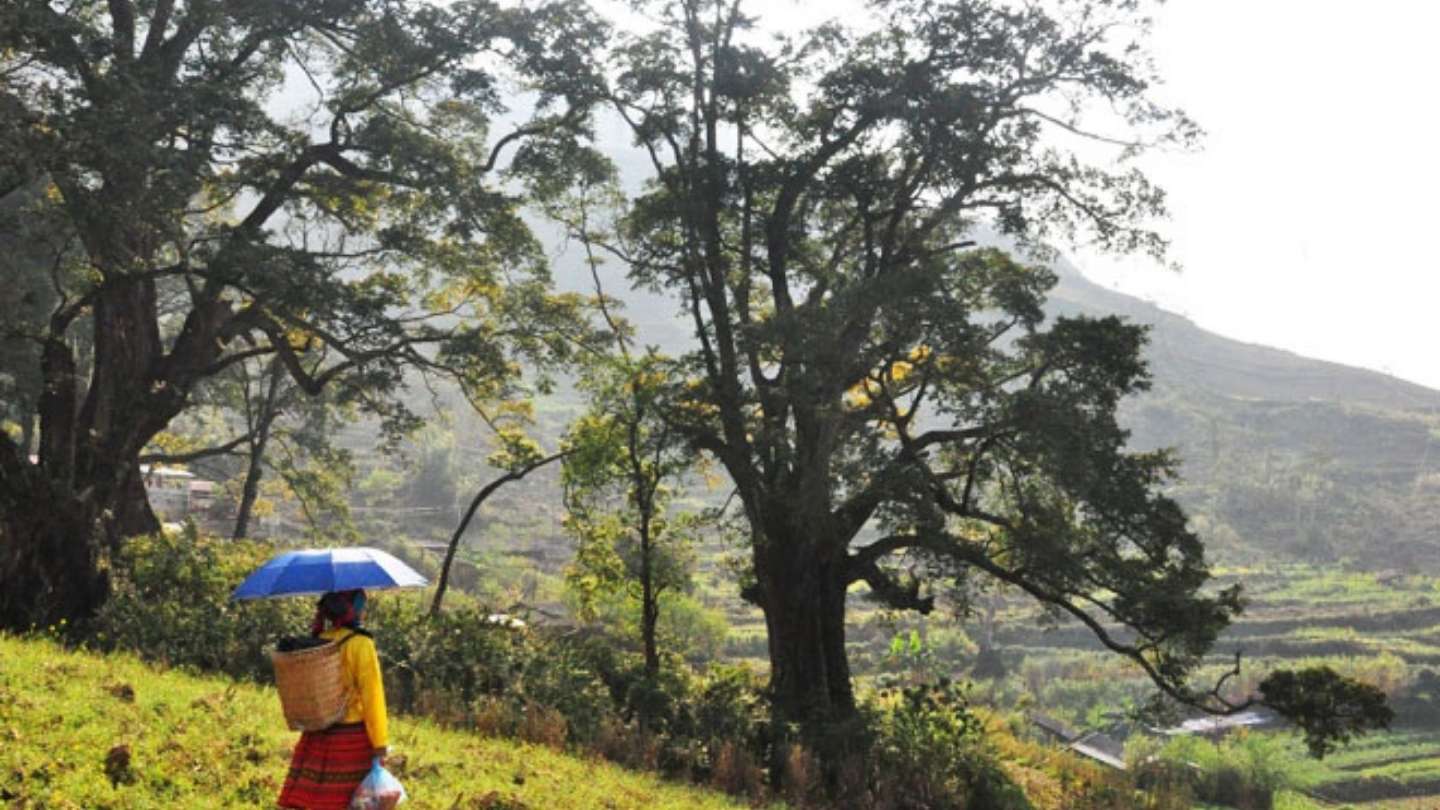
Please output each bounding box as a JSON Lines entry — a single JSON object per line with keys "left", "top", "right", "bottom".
{"left": 591, "top": 0, "right": 1387, "bottom": 756}
{"left": 0, "top": 0, "right": 603, "bottom": 626}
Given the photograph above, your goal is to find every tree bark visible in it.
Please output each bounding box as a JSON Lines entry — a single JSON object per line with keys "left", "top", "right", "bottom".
{"left": 0, "top": 468, "right": 109, "bottom": 628}
{"left": 0, "top": 279, "right": 209, "bottom": 628}
{"left": 758, "top": 537, "right": 856, "bottom": 727}
{"left": 233, "top": 441, "right": 266, "bottom": 539}
{"left": 19, "top": 415, "right": 35, "bottom": 459}
{"left": 638, "top": 466, "right": 660, "bottom": 678}
{"left": 641, "top": 537, "right": 659, "bottom": 678}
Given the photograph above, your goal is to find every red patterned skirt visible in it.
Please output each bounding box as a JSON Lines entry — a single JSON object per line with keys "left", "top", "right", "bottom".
{"left": 277, "top": 722, "right": 373, "bottom": 809}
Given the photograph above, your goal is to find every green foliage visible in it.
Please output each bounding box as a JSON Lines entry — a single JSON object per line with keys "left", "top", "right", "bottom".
{"left": 487, "top": 426, "right": 548, "bottom": 473}
{"left": 1151, "top": 731, "right": 1322, "bottom": 810}
{"left": 0, "top": 178, "right": 65, "bottom": 451}
{"left": 563, "top": 351, "right": 702, "bottom": 674}
{"left": 874, "top": 680, "right": 984, "bottom": 786}
{"left": 1259, "top": 667, "right": 1394, "bottom": 758}
{"left": 76, "top": 531, "right": 759, "bottom": 782}
{"left": 851, "top": 680, "right": 1033, "bottom": 810}
{"left": 86, "top": 528, "right": 312, "bottom": 681}
{"left": 51, "top": 530, "right": 1214, "bottom": 808}
{"left": 576, "top": 0, "right": 1330, "bottom": 758}
{"left": 404, "top": 422, "right": 462, "bottom": 510}
{"left": 0, "top": 0, "right": 610, "bottom": 627}
{"left": 575, "top": 588, "right": 729, "bottom": 665}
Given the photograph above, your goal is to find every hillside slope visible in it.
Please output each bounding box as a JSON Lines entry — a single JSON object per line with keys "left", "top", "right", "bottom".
{"left": 1044, "top": 260, "right": 1440, "bottom": 565}
{"left": 0, "top": 635, "right": 764, "bottom": 810}
{"left": 1048, "top": 260, "right": 1440, "bottom": 413}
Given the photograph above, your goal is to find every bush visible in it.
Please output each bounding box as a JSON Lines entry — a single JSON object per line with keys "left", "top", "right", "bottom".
{"left": 681, "top": 664, "right": 768, "bottom": 749}
{"left": 370, "top": 597, "right": 527, "bottom": 719}
{"left": 868, "top": 680, "right": 995, "bottom": 809}
{"left": 1156, "top": 731, "right": 1319, "bottom": 810}
{"left": 86, "top": 528, "right": 311, "bottom": 681}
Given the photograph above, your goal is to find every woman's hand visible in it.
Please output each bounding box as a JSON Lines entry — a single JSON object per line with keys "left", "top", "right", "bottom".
{"left": 372, "top": 747, "right": 388, "bottom": 766}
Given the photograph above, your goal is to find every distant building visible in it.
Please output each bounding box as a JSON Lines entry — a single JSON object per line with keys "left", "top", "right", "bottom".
{"left": 1029, "top": 713, "right": 1078, "bottom": 744}
{"left": 1153, "top": 708, "right": 1279, "bottom": 739}
{"left": 1027, "top": 715, "right": 1127, "bottom": 771}
{"left": 141, "top": 465, "right": 216, "bottom": 523}
{"left": 1068, "top": 731, "right": 1127, "bottom": 771}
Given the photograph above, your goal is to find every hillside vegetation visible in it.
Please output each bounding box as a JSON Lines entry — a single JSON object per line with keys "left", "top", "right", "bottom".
{"left": 0, "top": 634, "right": 763, "bottom": 810}
{"left": 1046, "top": 261, "right": 1440, "bottom": 567}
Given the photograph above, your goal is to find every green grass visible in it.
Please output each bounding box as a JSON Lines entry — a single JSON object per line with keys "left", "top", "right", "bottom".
{"left": 0, "top": 634, "right": 768, "bottom": 809}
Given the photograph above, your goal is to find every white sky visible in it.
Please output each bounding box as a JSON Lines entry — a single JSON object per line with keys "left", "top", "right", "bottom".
{"left": 1066, "top": 0, "right": 1440, "bottom": 390}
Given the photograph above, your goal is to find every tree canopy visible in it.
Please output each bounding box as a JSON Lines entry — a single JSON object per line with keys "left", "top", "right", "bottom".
{"left": 0, "top": 0, "right": 606, "bottom": 626}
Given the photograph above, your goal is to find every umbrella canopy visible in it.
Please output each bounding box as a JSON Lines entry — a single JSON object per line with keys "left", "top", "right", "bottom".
{"left": 231, "top": 547, "right": 429, "bottom": 600}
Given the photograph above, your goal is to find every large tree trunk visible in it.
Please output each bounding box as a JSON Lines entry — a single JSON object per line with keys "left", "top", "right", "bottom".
{"left": 0, "top": 469, "right": 109, "bottom": 628}
{"left": 758, "top": 537, "right": 856, "bottom": 727}
{"left": 81, "top": 279, "right": 168, "bottom": 545}
{"left": 0, "top": 279, "right": 198, "bottom": 629}
{"left": 116, "top": 463, "right": 160, "bottom": 538}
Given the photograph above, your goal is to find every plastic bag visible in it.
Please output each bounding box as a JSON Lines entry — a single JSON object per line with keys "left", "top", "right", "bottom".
{"left": 350, "top": 758, "right": 407, "bottom": 810}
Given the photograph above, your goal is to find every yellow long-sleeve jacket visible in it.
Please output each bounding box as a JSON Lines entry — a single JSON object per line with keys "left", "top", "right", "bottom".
{"left": 320, "top": 627, "right": 388, "bottom": 749}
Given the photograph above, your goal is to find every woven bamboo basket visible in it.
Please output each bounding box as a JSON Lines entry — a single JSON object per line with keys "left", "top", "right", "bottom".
{"left": 271, "top": 641, "right": 351, "bottom": 732}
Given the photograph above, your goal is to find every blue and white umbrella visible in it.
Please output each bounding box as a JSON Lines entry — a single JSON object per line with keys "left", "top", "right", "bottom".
{"left": 231, "top": 547, "right": 429, "bottom": 600}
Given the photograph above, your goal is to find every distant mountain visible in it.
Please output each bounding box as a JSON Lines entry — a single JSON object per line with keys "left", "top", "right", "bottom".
{"left": 1047, "top": 257, "right": 1440, "bottom": 412}
{"left": 1044, "top": 257, "right": 1440, "bottom": 567}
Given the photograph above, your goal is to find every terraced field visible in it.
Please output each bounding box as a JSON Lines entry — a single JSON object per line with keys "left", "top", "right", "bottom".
{"left": 691, "top": 555, "right": 1440, "bottom": 806}
{"left": 964, "top": 564, "right": 1440, "bottom": 806}
{"left": 1294, "top": 729, "right": 1440, "bottom": 805}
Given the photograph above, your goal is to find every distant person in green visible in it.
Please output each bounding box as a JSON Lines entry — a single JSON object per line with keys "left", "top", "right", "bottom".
{"left": 277, "top": 589, "right": 389, "bottom": 809}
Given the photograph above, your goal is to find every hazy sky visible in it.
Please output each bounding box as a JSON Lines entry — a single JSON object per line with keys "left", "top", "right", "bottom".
{"left": 1066, "top": 1, "right": 1440, "bottom": 390}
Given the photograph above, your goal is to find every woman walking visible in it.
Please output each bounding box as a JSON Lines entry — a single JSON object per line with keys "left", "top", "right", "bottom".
{"left": 278, "top": 589, "right": 389, "bottom": 810}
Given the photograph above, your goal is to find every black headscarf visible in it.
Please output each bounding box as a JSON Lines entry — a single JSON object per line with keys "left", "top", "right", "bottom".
{"left": 311, "top": 588, "right": 367, "bottom": 637}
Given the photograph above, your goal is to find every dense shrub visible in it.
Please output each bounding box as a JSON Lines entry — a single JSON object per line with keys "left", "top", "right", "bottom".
{"left": 368, "top": 595, "right": 529, "bottom": 718}
{"left": 864, "top": 680, "right": 1030, "bottom": 810}
{"left": 1148, "top": 731, "right": 1319, "bottom": 810}
{"left": 86, "top": 528, "right": 311, "bottom": 681}
{"left": 79, "top": 532, "right": 759, "bottom": 767}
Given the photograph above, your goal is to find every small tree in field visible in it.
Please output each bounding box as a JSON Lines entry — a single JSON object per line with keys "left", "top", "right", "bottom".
{"left": 564, "top": 351, "right": 700, "bottom": 681}
{"left": 584, "top": 0, "right": 1389, "bottom": 761}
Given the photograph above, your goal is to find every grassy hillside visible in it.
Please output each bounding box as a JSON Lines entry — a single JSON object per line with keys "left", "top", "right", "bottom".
{"left": 0, "top": 634, "right": 767, "bottom": 810}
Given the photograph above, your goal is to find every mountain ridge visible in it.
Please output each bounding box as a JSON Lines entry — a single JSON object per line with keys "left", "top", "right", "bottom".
{"left": 1046, "top": 257, "right": 1440, "bottom": 413}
